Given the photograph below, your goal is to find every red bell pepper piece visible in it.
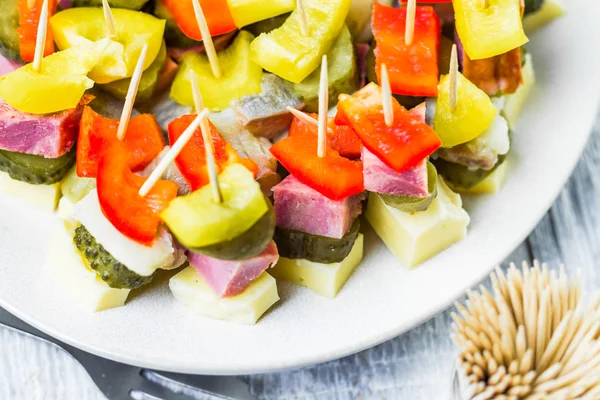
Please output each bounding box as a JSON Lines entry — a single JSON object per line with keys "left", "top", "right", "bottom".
{"left": 76, "top": 106, "right": 165, "bottom": 178}
{"left": 97, "top": 141, "right": 178, "bottom": 246}
{"left": 270, "top": 126, "right": 364, "bottom": 201}
{"left": 335, "top": 83, "right": 441, "bottom": 173}
{"left": 288, "top": 113, "right": 362, "bottom": 160}
{"left": 161, "top": 0, "right": 237, "bottom": 41}
{"left": 372, "top": 2, "right": 440, "bottom": 97}
{"left": 168, "top": 114, "right": 258, "bottom": 191}
{"left": 18, "top": 0, "right": 58, "bottom": 62}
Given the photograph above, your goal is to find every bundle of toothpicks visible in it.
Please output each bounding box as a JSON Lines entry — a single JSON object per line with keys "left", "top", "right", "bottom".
{"left": 452, "top": 261, "right": 600, "bottom": 400}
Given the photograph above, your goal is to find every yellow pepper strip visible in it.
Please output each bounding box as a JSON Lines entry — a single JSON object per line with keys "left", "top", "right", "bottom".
{"left": 227, "top": 0, "right": 295, "bottom": 28}
{"left": 170, "top": 30, "right": 263, "bottom": 111}
{"left": 434, "top": 72, "right": 498, "bottom": 148}
{"left": 0, "top": 39, "right": 109, "bottom": 114}
{"left": 249, "top": 0, "right": 351, "bottom": 83}
{"left": 454, "top": 0, "right": 528, "bottom": 60}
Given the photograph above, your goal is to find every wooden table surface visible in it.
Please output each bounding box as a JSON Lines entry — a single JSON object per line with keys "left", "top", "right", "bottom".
{"left": 1, "top": 112, "right": 599, "bottom": 400}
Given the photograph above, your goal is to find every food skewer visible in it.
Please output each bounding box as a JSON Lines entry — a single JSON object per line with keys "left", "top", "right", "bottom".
{"left": 285, "top": 107, "right": 334, "bottom": 134}
{"left": 380, "top": 63, "right": 394, "bottom": 127}
{"left": 449, "top": 44, "right": 458, "bottom": 110}
{"left": 32, "top": 0, "right": 49, "bottom": 72}
{"left": 102, "top": 0, "right": 118, "bottom": 38}
{"left": 138, "top": 109, "right": 210, "bottom": 197}
{"left": 297, "top": 0, "right": 309, "bottom": 37}
{"left": 189, "top": 71, "right": 204, "bottom": 114}
{"left": 191, "top": 0, "right": 222, "bottom": 78}
{"left": 116, "top": 44, "right": 148, "bottom": 140}
{"left": 404, "top": 0, "right": 416, "bottom": 46}
{"left": 317, "top": 55, "right": 328, "bottom": 158}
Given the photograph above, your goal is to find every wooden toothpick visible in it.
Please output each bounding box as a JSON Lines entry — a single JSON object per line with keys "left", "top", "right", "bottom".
{"left": 32, "top": 0, "right": 49, "bottom": 72}
{"left": 317, "top": 55, "right": 328, "bottom": 158}
{"left": 102, "top": 0, "right": 118, "bottom": 39}
{"left": 191, "top": 0, "right": 222, "bottom": 79}
{"left": 449, "top": 44, "right": 458, "bottom": 111}
{"left": 481, "top": 0, "right": 488, "bottom": 8}
{"left": 380, "top": 63, "right": 394, "bottom": 127}
{"left": 405, "top": 0, "right": 416, "bottom": 46}
{"left": 297, "top": 0, "right": 309, "bottom": 37}
{"left": 116, "top": 44, "right": 148, "bottom": 141}
{"left": 286, "top": 107, "right": 334, "bottom": 134}
{"left": 138, "top": 109, "right": 210, "bottom": 197}
{"left": 190, "top": 73, "right": 222, "bottom": 203}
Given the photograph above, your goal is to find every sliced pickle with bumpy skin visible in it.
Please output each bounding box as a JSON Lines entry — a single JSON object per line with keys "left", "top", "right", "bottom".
{"left": 365, "top": 44, "right": 424, "bottom": 110}
{"left": 0, "top": 0, "right": 21, "bottom": 62}
{"left": 274, "top": 218, "right": 360, "bottom": 264}
{"left": 0, "top": 148, "right": 76, "bottom": 185}
{"left": 379, "top": 162, "right": 438, "bottom": 213}
{"left": 74, "top": 225, "right": 153, "bottom": 289}
{"left": 433, "top": 153, "right": 507, "bottom": 190}
{"left": 188, "top": 198, "right": 275, "bottom": 261}
{"left": 286, "top": 25, "right": 359, "bottom": 112}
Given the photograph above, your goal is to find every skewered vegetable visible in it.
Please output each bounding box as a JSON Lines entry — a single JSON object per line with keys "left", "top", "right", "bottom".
{"left": 523, "top": 0, "right": 565, "bottom": 33}
{"left": 153, "top": 0, "right": 201, "bottom": 49}
{"left": 0, "top": 0, "right": 22, "bottom": 62}
{"left": 161, "top": 164, "right": 269, "bottom": 249}
{"left": 228, "top": 0, "right": 295, "bottom": 29}
{"left": 0, "top": 147, "right": 75, "bottom": 184}
{"left": 161, "top": 0, "right": 236, "bottom": 41}
{"left": 50, "top": 8, "right": 165, "bottom": 83}
{"left": 433, "top": 153, "right": 508, "bottom": 190}
{"left": 286, "top": 25, "right": 358, "bottom": 113}
{"left": 18, "top": 0, "right": 58, "bottom": 62}
{"left": 170, "top": 31, "right": 263, "bottom": 111}
{"left": 371, "top": 3, "right": 440, "bottom": 97}
{"left": 0, "top": 39, "right": 109, "bottom": 114}
{"left": 250, "top": 0, "right": 351, "bottom": 83}
{"left": 379, "top": 161, "right": 438, "bottom": 213}
{"left": 275, "top": 218, "right": 360, "bottom": 263}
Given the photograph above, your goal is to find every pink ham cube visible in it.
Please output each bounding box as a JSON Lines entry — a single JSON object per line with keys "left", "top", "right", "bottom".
{"left": 188, "top": 241, "right": 279, "bottom": 298}
{"left": 273, "top": 174, "right": 365, "bottom": 239}
{"left": 362, "top": 147, "right": 429, "bottom": 198}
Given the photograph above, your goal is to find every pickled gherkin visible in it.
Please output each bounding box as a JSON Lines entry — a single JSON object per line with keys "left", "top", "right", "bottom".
{"left": 189, "top": 199, "right": 276, "bottom": 261}
{"left": 74, "top": 225, "right": 154, "bottom": 289}
{"left": 286, "top": 25, "right": 359, "bottom": 113}
{"left": 379, "top": 162, "right": 438, "bottom": 213}
{"left": 274, "top": 218, "right": 360, "bottom": 264}
{"left": 433, "top": 153, "right": 508, "bottom": 190}
{"left": 100, "top": 42, "right": 167, "bottom": 105}
{"left": 0, "top": 0, "right": 21, "bottom": 62}
{"left": 0, "top": 148, "right": 75, "bottom": 185}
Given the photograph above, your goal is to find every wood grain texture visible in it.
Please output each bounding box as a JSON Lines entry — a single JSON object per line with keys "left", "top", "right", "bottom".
{"left": 1, "top": 113, "right": 599, "bottom": 400}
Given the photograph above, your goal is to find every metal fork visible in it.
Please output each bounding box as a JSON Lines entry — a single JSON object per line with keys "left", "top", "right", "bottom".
{"left": 0, "top": 308, "right": 256, "bottom": 400}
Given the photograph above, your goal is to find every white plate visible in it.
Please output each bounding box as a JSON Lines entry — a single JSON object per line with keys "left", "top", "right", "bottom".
{"left": 1, "top": 0, "right": 599, "bottom": 375}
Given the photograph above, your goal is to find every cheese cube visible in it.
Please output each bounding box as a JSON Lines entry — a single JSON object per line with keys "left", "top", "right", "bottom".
{"left": 523, "top": 0, "right": 566, "bottom": 34}
{"left": 0, "top": 171, "right": 61, "bottom": 212}
{"left": 169, "top": 268, "right": 279, "bottom": 325}
{"left": 366, "top": 179, "right": 470, "bottom": 268}
{"left": 456, "top": 161, "right": 509, "bottom": 195}
{"left": 270, "top": 234, "right": 364, "bottom": 299}
{"left": 504, "top": 54, "right": 535, "bottom": 129}
{"left": 46, "top": 224, "right": 130, "bottom": 312}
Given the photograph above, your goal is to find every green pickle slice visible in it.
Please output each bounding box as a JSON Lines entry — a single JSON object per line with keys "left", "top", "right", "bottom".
{"left": 274, "top": 218, "right": 360, "bottom": 264}
{"left": 74, "top": 225, "right": 153, "bottom": 289}
{"left": 286, "top": 25, "right": 359, "bottom": 112}
{"left": 189, "top": 198, "right": 276, "bottom": 261}
{"left": 0, "top": 0, "right": 21, "bottom": 62}
{"left": 0, "top": 148, "right": 76, "bottom": 185}
{"left": 379, "top": 161, "right": 438, "bottom": 213}
{"left": 100, "top": 42, "right": 167, "bottom": 105}
{"left": 433, "top": 153, "right": 508, "bottom": 190}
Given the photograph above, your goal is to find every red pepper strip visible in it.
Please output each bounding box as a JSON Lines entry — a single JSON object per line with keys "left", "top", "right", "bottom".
{"left": 335, "top": 83, "right": 441, "bottom": 173}
{"left": 270, "top": 125, "right": 364, "bottom": 201}
{"left": 18, "top": 0, "right": 58, "bottom": 62}
{"left": 76, "top": 106, "right": 166, "bottom": 178}
{"left": 288, "top": 113, "right": 362, "bottom": 160}
{"left": 161, "top": 0, "right": 237, "bottom": 41}
{"left": 168, "top": 114, "right": 258, "bottom": 191}
{"left": 372, "top": 2, "right": 440, "bottom": 97}
{"left": 97, "top": 141, "right": 178, "bottom": 246}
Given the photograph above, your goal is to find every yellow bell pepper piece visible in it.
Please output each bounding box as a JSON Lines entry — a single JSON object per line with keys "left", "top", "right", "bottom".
{"left": 249, "top": 0, "right": 351, "bottom": 83}
{"left": 170, "top": 31, "right": 262, "bottom": 111}
{"left": 50, "top": 7, "right": 165, "bottom": 84}
{"left": 0, "top": 40, "right": 109, "bottom": 114}
{"left": 454, "top": 0, "right": 528, "bottom": 60}
{"left": 434, "top": 72, "right": 498, "bottom": 148}
{"left": 227, "top": 0, "right": 295, "bottom": 28}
